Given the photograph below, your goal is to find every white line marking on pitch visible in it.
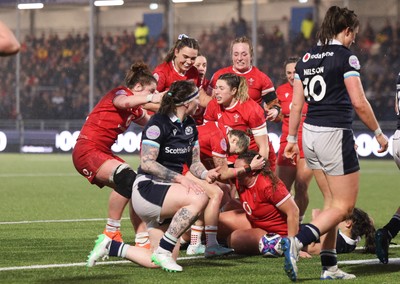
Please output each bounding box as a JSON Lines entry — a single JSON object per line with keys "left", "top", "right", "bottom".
{"left": 0, "top": 218, "right": 130, "bottom": 225}
{"left": 1, "top": 256, "right": 399, "bottom": 272}
{"left": 0, "top": 173, "right": 76, "bottom": 177}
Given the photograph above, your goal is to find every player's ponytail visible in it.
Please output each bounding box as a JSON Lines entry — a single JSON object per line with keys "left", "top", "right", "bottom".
{"left": 125, "top": 61, "right": 156, "bottom": 88}
{"left": 317, "top": 6, "right": 359, "bottom": 46}
{"left": 158, "top": 80, "right": 197, "bottom": 115}
{"left": 349, "top": 207, "right": 376, "bottom": 253}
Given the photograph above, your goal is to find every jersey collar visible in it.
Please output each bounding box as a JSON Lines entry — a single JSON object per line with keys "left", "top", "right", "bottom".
{"left": 169, "top": 113, "right": 187, "bottom": 124}
{"left": 317, "top": 39, "right": 342, "bottom": 46}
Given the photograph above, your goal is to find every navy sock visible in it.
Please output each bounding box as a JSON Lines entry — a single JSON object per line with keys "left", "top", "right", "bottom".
{"left": 109, "top": 240, "right": 122, "bottom": 257}
{"left": 384, "top": 213, "right": 400, "bottom": 239}
{"left": 159, "top": 232, "right": 178, "bottom": 253}
{"left": 296, "top": 223, "right": 320, "bottom": 246}
{"left": 321, "top": 249, "right": 337, "bottom": 270}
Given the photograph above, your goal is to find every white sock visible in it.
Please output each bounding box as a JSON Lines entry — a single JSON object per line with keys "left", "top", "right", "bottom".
{"left": 190, "top": 225, "right": 204, "bottom": 246}
{"left": 106, "top": 218, "right": 121, "bottom": 232}
{"left": 135, "top": 232, "right": 149, "bottom": 244}
{"left": 180, "top": 236, "right": 188, "bottom": 245}
{"left": 118, "top": 243, "right": 130, "bottom": 258}
{"left": 205, "top": 225, "right": 218, "bottom": 247}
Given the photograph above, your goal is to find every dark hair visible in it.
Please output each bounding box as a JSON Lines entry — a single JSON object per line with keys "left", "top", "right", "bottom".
{"left": 237, "top": 150, "right": 278, "bottom": 190}
{"left": 317, "top": 6, "right": 359, "bottom": 46}
{"left": 280, "top": 56, "right": 300, "bottom": 81}
{"left": 164, "top": 34, "right": 199, "bottom": 62}
{"left": 124, "top": 62, "right": 156, "bottom": 88}
{"left": 158, "top": 80, "right": 197, "bottom": 115}
{"left": 348, "top": 208, "right": 376, "bottom": 253}
{"left": 284, "top": 56, "right": 300, "bottom": 68}
{"left": 217, "top": 73, "right": 249, "bottom": 103}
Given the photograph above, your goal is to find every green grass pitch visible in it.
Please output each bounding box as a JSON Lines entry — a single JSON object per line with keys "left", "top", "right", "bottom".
{"left": 0, "top": 153, "right": 399, "bottom": 283}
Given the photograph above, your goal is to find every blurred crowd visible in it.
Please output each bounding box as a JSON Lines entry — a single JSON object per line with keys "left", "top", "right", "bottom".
{"left": 1, "top": 18, "right": 400, "bottom": 120}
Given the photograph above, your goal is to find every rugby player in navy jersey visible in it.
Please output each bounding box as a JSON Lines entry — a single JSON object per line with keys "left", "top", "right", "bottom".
{"left": 281, "top": 6, "right": 388, "bottom": 281}
{"left": 375, "top": 73, "right": 400, "bottom": 264}
{"left": 135, "top": 80, "right": 235, "bottom": 271}
{"left": 85, "top": 80, "right": 233, "bottom": 272}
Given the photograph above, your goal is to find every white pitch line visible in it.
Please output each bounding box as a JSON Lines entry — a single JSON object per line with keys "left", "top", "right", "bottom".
{"left": 338, "top": 257, "right": 400, "bottom": 265}
{"left": 1, "top": 255, "right": 399, "bottom": 272}
{"left": 0, "top": 256, "right": 202, "bottom": 272}
{"left": 0, "top": 217, "right": 129, "bottom": 225}
{"left": 0, "top": 173, "right": 76, "bottom": 177}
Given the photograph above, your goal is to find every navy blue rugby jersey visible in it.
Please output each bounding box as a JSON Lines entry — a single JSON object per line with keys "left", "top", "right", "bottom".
{"left": 396, "top": 72, "right": 400, "bottom": 130}
{"left": 295, "top": 40, "right": 361, "bottom": 128}
{"left": 138, "top": 113, "right": 198, "bottom": 175}
{"left": 336, "top": 231, "right": 358, "bottom": 254}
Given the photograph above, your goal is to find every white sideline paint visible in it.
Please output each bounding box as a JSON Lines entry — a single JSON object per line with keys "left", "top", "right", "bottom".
{"left": 0, "top": 173, "right": 76, "bottom": 177}
{"left": 0, "top": 218, "right": 130, "bottom": 225}
{"left": 1, "top": 218, "right": 399, "bottom": 271}
{"left": 0, "top": 256, "right": 399, "bottom": 272}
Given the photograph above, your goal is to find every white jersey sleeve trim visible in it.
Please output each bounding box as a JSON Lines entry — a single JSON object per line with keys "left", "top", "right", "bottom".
{"left": 252, "top": 123, "right": 268, "bottom": 136}
{"left": 344, "top": 70, "right": 360, "bottom": 79}
{"left": 212, "top": 151, "right": 226, "bottom": 158}
{"left": 275, "top": 193, "right": 292, "bottom": 207}
{"left": 142, "top": 139, "right": 160, "bottom": 148}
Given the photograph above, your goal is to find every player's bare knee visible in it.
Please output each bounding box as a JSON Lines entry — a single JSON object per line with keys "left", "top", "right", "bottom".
{"left": 110, "top": 163, "right": 137, "bottom": 199}
{"left": 207, "top": 184, "right": 224, "bottom": 200}
{"left": 194, "top": 194, "right": 209, "bottom": 212}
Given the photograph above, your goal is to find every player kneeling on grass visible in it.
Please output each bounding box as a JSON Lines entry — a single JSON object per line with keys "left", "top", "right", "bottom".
{"left": 87, "top": 80, "right": 234, "bottom": 273}
{"left": 183, "top": 123, "right": 266, "bottom": 256}
{"left": 215, "top": 150, "right": 300, "bottom": 256}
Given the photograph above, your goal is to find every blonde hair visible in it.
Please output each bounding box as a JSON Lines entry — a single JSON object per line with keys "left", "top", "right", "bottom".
{"left": 217, "top": 73, "right": 249, "bottom": 103}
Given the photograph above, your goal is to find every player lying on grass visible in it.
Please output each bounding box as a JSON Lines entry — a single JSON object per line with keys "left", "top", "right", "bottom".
{"left": 305, "top": 208, "right": 376, "bottom": 255}
{"left": 215, "top": 150, "right": 301, "bottom": 256}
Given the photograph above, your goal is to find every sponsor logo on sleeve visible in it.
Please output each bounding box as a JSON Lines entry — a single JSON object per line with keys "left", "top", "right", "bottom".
{"left": 220, "top": 138, "right": 227, "bottom": 151}
{"left": 146, "top": 125, "right": 161, "bottom": 140}
{"left": 115, "top": 89, "right": 127, "bottom": 96}
{"left": 349, "top": 55, "right": 361, "bottom": 70}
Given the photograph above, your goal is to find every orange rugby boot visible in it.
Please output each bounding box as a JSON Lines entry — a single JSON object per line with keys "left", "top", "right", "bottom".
{"left": 102, "top": 229, "right": 123, "bottom": 243}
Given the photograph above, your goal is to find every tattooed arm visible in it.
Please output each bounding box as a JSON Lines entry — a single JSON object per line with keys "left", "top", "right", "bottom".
{"left": 213, "top": 154, "right": 265, "bottom": 181}
{"left": 140, "top": 143, "right": 185, "bottom": 183}
{"left": 190, "top": 142, "right": 208, "bottom": 179}
{"left": 190, "top": 142, "right": 220, "bottom": 182}
{"left": 141, "top": 142, "right": 206, "bottom": 194}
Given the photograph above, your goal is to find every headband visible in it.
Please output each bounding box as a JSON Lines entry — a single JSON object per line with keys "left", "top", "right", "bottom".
{"left": 174, "top": 88, "right": 199, "bottom": 106}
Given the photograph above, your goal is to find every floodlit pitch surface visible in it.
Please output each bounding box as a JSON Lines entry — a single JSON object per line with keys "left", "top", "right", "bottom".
{"left": 0, "top": 154, "right": 399, "bottom": 283}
